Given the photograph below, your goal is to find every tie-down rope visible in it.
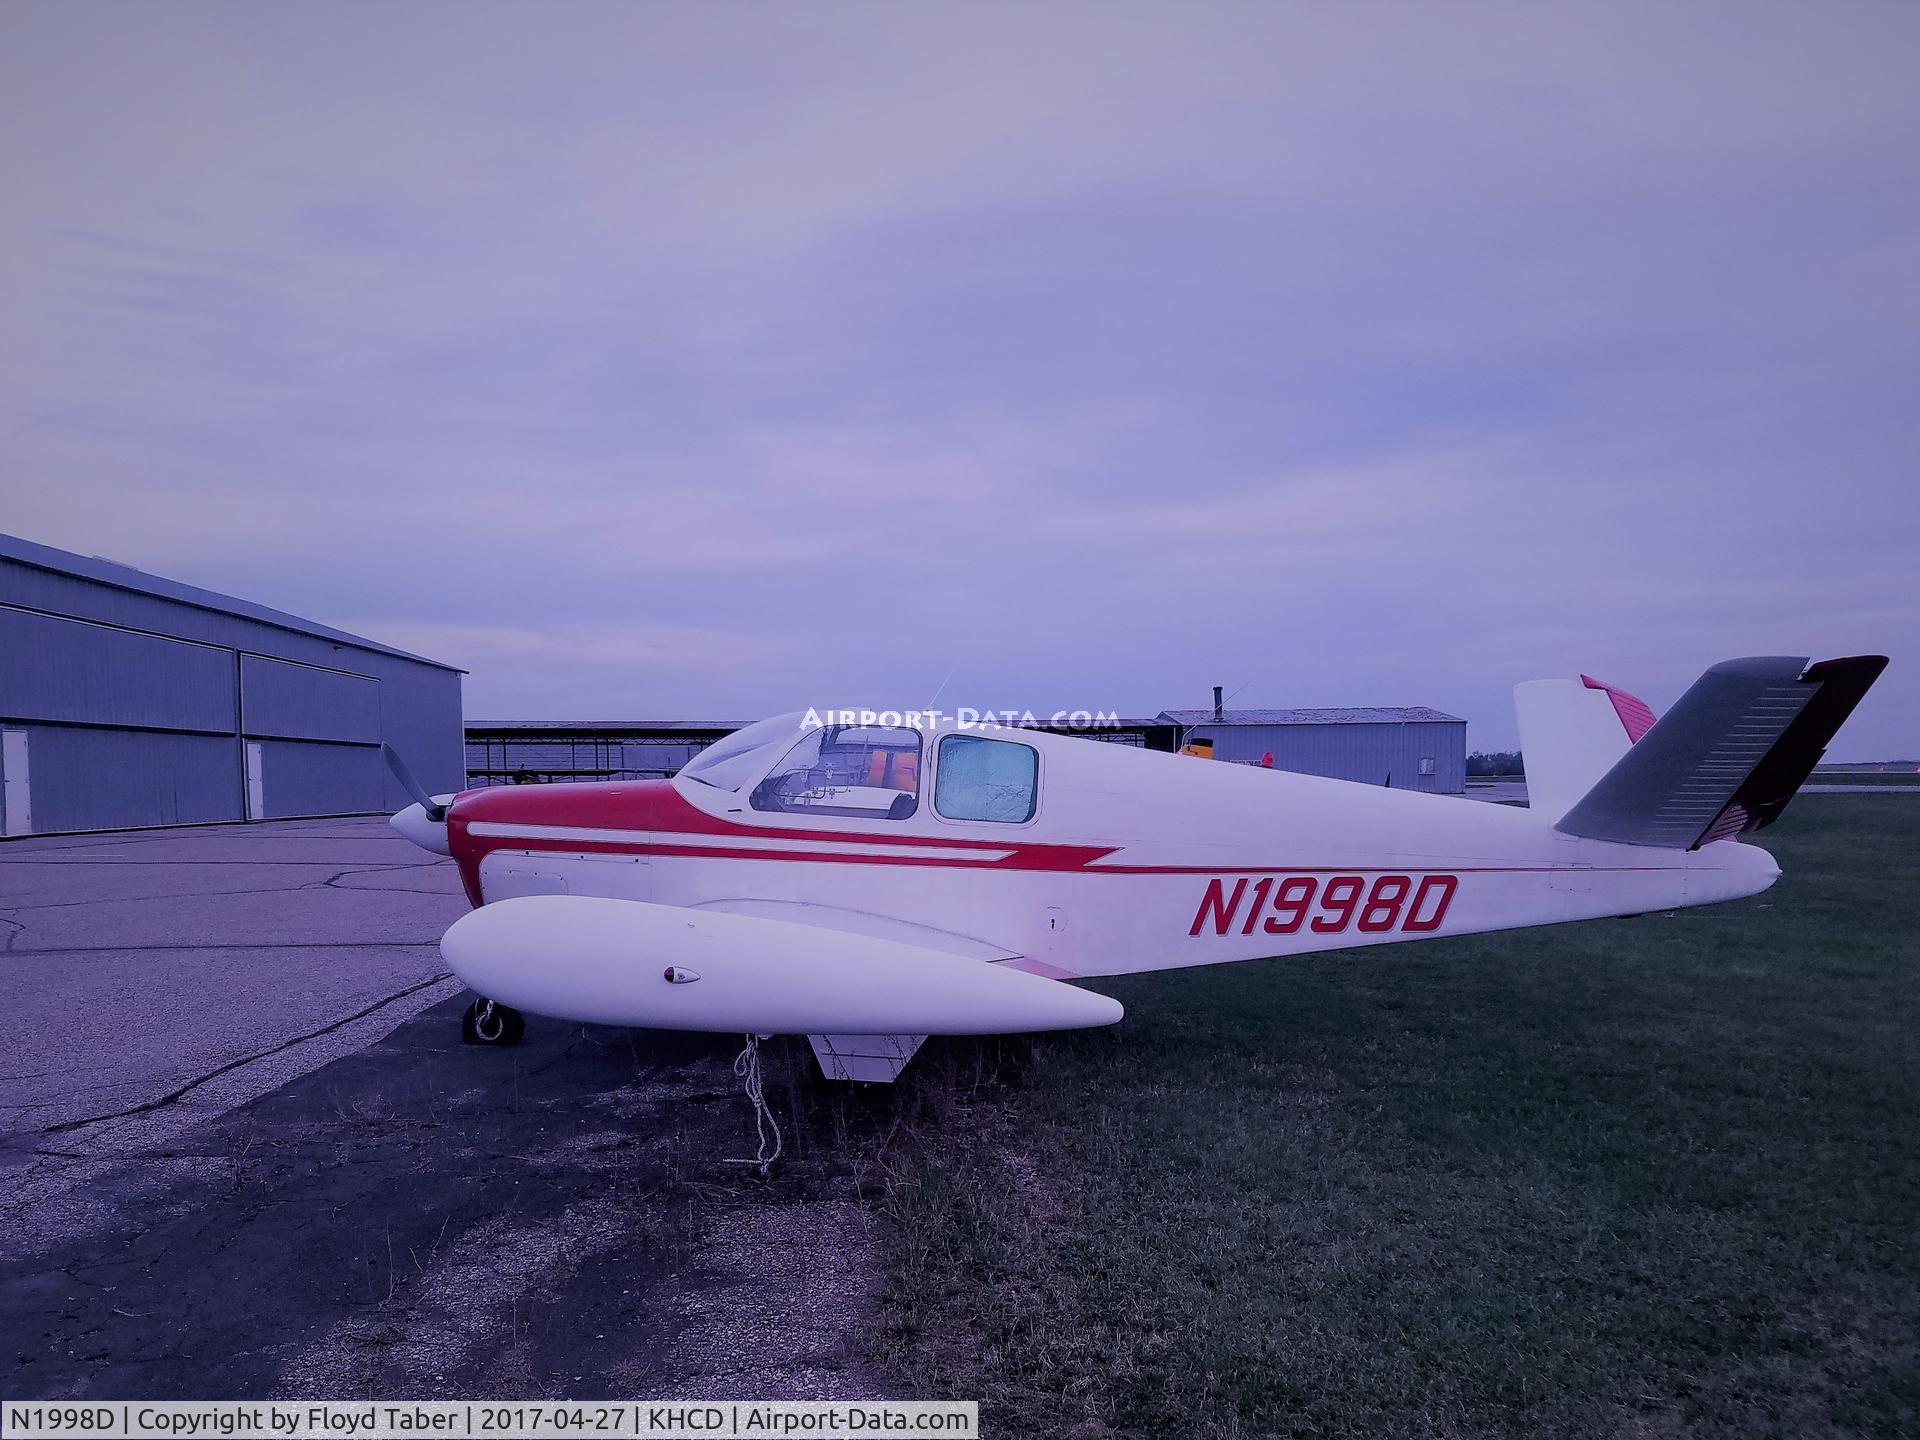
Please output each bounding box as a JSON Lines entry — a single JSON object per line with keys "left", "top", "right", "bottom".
{"left": 723, "top": 1034, "right": 783, "bottom": 1175}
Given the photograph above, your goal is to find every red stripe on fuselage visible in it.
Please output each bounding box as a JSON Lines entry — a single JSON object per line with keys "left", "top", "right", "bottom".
{"left": 445, "top": 779, "right": 1121, "bottom": 898}
{"left": 452, "top": 778, "right": 1034, "bottom": 849}
{"left": 443, "top": 778, "right": 1685, "bottom": 903}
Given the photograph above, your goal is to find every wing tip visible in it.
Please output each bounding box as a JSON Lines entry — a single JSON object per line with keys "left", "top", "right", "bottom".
{"left": 1801, "top": 654, "right": 1890, "bottom": 683}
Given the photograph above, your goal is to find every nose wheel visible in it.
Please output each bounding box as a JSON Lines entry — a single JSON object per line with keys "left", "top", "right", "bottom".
{"left": 461, "top": 998, "right": 525, "bottom": 1047}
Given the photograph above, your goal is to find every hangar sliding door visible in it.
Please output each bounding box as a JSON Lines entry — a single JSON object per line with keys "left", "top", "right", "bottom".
{"left": 0, "top": 606, "right": 243, "bottom": 832}
{"left": 238, "top": 654, "right": 385, "bottom": 818}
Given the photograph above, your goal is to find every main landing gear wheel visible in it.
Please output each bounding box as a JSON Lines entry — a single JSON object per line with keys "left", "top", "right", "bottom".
{"left": 462, "top": 998, "right": 525, "bottom": 1047}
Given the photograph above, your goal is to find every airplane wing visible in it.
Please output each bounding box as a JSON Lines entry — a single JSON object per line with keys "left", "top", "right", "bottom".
{"left": 1553, "top": 654, "right": 1887, "bottom": 849}
{"left": 676, "top": 901, "right": 1036, "bottom": 1080}
{"left": 439, "top": 894, "right": 1123, "bottom": 1036}
{"left": 686, "top": 898, "right": 1019, "bottom": 962}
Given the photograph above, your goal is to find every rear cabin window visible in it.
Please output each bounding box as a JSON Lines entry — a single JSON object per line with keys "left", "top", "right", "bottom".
{"left": 749, "top": 725, "right": 922, "bottom": 820}
{"left": 935, "top": 735, "right": 1038, "bottom": 823}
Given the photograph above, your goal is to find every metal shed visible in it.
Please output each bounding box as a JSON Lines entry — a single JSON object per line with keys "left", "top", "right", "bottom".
{"left": 0, "top": 533, "right": 465, "bottom": 835}
{"left": 464, "top": 721, "right": 745, "bottom": 787}
{"left": 1158, "top": 705, "right": 1468, "bottom": 794}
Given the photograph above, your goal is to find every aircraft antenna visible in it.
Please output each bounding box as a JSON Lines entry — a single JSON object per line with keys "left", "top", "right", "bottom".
{"left": 926, "top": 654, "right": 962, "bottom": 711}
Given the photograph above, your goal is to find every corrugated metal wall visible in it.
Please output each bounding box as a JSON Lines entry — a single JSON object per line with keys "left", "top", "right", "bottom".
{"left": 1180, "top": 720, "right": 1467, "bottom": 793}
{"left": 0, "top": 608, "right": 236, "bottom": 731}
{"left": 5, "top": 726, "right": 240, "bottom": 832}
{"left": 240, "top": 654, "right": 382, "bottom": 743}
{"left": 253, "top": 740, "right": 387, "bottom": 819}
{"left": 0, "top": 553, "right": 463, "bottom": 835}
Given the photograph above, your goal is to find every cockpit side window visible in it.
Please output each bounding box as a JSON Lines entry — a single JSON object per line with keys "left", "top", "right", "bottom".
{"left": 749, "top": 725, "right": 922, "bottom": 820}
{"left": 934, "top": 734, "right": 1038, "bottom": 823}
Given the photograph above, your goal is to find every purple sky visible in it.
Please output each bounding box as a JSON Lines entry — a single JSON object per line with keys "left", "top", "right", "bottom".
{"left": 4, "top": 3, "right": 1916, "bottom": 756}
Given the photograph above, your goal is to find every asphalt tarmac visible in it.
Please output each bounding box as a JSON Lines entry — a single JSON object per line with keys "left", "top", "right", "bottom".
{"left": 1, "top": 819, "right": 884, "bottom": 1400}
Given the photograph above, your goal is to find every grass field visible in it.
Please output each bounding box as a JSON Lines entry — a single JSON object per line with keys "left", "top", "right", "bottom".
{"left": 863, "top": 796, "right": 1918, "bottom": 1438}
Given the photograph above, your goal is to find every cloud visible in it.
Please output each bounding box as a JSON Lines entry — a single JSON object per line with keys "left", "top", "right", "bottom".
{"left": 1, "top": 1, "right": 1916, "bottom": 754}
{"left": 345, "top": 619, "right": 784, "bottom": 673}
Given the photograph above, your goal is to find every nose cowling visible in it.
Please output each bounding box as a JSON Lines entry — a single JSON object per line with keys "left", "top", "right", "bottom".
{"left": 391, "top": 798, "right": 454, "bottom": 856}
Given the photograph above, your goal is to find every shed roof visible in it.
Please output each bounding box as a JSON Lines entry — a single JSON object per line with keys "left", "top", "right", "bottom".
{"left": 467, "top": 720, "right": 748, "bottom": 734}
{"left": 1160, "top": 706, "right": 1465, "bottom": 726}
{"left": 0, "top": 531, "right": 462, "bottom": 671}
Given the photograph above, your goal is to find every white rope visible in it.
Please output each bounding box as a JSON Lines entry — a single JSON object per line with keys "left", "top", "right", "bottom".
{"left": 722, "top": 1034, "right": 783, "bottom": 1175}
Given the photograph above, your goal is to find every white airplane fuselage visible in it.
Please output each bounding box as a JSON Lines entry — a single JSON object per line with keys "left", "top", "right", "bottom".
{"left": 441, "top": 719, "right": 1779, "bottom": 984}
{"left": 390, "top": 654, "right": 1885, "bottom": 1071}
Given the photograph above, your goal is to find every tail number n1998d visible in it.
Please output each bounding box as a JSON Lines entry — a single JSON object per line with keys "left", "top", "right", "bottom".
{"left": 1189, "top": 874, "right": 1458, "bottom": 938}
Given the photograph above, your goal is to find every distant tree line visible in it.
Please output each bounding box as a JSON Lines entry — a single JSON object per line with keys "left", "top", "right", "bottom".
{"left": 1467, "top": 750, "right": 1524, "bottom": 777}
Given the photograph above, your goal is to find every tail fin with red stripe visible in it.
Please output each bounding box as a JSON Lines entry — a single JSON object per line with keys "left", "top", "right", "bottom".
{"left": 1514, "top": 673, "right": 1660, "bottom": 825}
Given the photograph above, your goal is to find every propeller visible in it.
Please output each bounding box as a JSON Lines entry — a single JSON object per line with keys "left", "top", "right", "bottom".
{"left": 381, "top": 743, "right": 447, "bottom": 822}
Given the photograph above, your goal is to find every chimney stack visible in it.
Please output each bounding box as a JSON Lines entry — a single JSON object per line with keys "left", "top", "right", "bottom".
{"left": 1212, "top": 685, "right": 1224, "bottom": 723}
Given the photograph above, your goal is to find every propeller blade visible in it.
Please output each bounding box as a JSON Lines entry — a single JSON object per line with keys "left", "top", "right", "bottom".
{"left": 381, "top": 743, "right": 446, "bottom": 821}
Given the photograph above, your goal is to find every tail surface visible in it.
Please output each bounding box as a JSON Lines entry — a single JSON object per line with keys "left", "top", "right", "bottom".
{"left": 1550, "top": 655, "right": 1886, "bottom": 849}
{"left": 1514, "top": 674, "right": 1657, "bottom": 824}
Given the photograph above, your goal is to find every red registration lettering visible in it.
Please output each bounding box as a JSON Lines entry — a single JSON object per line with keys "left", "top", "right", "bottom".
{"left": 1358, "top": 875, "right": 1410, "bottom": 932}
{"left": 1263, "top": 876, "right": 1318, "bottom": 933}
{"left": 1189, "top": 877, "right": 1249, "bottom": 936}
{"left": 1190, "top": 873, "right": 1459, "bottom": 938}
{"left": 1312, "top": 876, "right": 1365, "bottom": 931}
{"left": 1403, "top": 874, "right": 1457, "bottom": 931}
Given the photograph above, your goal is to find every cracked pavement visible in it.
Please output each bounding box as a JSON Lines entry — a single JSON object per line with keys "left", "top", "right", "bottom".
{"left": 0, "top": 818, "right": 469, "bottom": 1153}
{"left": 0, "top": 819, "right": 887, "bottom": 1400}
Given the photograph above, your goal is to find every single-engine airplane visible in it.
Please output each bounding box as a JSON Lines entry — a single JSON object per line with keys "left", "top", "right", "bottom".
{"left": 385, "top": 654, "right": 1883, "bottom": 1083}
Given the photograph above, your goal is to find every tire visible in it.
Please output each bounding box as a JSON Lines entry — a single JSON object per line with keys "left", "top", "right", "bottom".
{"left": 461, "top": 998, "right": 526, "bottom": 1047}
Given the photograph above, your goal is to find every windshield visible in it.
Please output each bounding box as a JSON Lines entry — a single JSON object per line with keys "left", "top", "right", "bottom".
{"left": 750, "top": 725, "right": 922, "bottom": 819}
{"left": 678, "top": 713, "right": 812, "bottom": 791}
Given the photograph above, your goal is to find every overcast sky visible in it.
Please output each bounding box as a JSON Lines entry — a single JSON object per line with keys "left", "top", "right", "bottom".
{"left": 3, "top": 2, "right": 1916, "bottom": 755}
